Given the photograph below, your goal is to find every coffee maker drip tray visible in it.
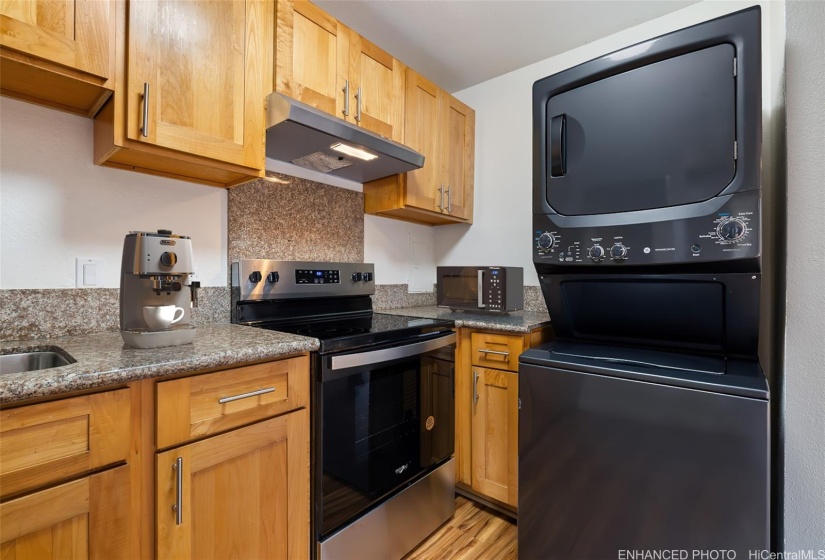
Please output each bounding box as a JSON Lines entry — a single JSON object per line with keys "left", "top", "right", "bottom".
{"left": 121, "top": 324, "right": 196, "bottom": 349}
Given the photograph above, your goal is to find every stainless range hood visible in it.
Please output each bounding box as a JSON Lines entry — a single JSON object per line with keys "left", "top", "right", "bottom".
{"left": 265, "top": 92, "right": 424, "bottom": 183}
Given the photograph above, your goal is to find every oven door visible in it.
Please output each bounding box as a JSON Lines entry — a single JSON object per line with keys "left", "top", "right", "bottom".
{"left": 317, "top": 333, "right": 456, "bottom": 538}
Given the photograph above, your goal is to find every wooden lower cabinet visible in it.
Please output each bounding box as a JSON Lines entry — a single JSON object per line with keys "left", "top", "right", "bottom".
{"left": 456, "top": 327, "right": 552, "bottom": 512}
{"left": 156, "top": 409, "right": 309, "bottom": 560}
{"left": 471, "top": 367, "right": 518, "bottom": 507}
{"left": 0, "top": 464, "right": 133, "bottom": 559}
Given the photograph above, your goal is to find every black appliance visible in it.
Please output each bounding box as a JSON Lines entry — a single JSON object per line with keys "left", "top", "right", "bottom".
{"left": 520, "top": 7, "right": 771, "bottom": 559}
{"left": 436, "top": 266, "right": 524, "bottom": 312}
{"left": 232, "top": 260, "right": 456, "bottom": 560}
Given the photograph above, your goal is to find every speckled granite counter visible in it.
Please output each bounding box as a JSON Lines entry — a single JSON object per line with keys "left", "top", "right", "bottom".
{"left": 0, "top": 324, "right": 319, "bottom": 404}
{"left": 377, "top": 306, "right": 551, "bottom": 334}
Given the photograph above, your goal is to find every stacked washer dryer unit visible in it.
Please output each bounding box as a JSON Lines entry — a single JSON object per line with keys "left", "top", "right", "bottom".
{"left": 519, "top": 7, "right": 770, "bottom": 560}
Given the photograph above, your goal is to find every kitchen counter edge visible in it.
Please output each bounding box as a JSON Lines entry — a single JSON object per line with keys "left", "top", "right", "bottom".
{"left": 376, "top": 306, "right": 551, "bottom": 333}
{"left": 0, "top": 323, "right": 320, "bottom": 405}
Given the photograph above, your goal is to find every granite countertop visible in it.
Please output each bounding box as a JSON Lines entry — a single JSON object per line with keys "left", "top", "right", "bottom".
{"left": 377, "top": 306, "right": 551, "bottom": 334}
{"left": 0, "top": 323, "right": 319, "bottom": 404}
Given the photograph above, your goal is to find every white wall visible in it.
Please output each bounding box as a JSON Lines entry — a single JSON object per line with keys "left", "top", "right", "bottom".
{"left": 0, "top": 97, "right": 432, "bottom": 290}
{"left": 0, "top": 97, "right": 228, "bottom": 288}
{"left": 782, "top": 0, "right": 825, "bottom": 550}
{"left": 437, "top": 0, "right": 786, "bottom": 287}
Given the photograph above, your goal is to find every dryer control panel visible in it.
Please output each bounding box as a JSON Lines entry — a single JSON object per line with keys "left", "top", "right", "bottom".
{"left": 533, "top": 190, "right": 760, "bottom": 268}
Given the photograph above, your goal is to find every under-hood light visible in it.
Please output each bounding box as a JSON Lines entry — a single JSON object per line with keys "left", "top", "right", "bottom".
{"left": 330, "top": 143, "right": 378, "bottom": 161}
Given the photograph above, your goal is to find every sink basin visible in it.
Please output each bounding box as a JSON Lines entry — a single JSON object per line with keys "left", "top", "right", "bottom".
{"left": 0, "top": 350, "right": 74, "bottom": 375}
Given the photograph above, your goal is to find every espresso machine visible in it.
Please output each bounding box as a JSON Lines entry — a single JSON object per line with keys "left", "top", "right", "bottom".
{"left": 120, "top": 230, "right": 198, "bottom": 348}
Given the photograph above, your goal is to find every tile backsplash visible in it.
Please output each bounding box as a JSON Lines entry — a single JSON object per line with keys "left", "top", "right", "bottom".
{"left": 228, "top": 172, "right": 364, "bottom": 264}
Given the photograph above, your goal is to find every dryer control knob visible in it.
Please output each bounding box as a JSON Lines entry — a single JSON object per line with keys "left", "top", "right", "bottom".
{"left": 610, "top": 244, "right": 628, "bottom": 260}
{"left": 537, "top": 232, "right": 556, "bottom": 251}
{"left": 717, "top": 218, "right": 747, "bottom": 241}
{"left": 588, "top": 245, "right": 605, "bottom": 261}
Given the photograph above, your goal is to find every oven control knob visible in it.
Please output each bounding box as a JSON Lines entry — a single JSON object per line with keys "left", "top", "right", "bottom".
{"left": 588, "top": 245, "right": 605, "bottom": 261}
{"left": 537, "top": 232, "right": 556, "bottom": 251}
{"left": 717, "top": 218, "right": 747, "bottom": 241}
{"left": 266, "top": 271, "right": 279, "bottom": 283}
{"left": 610, "top": 244, "right": 628, "bottom": 260}
{"left": 352, "top": 272, "right": 362, "bottom": 282}
{"left": 160, "top": 251, "right": 177, "bottom": 267}
{"left": 363, "top": 272, "right": 373, "bottom": 282}
{"left": 249, "top": 271, "right": 262, "bottom": 283}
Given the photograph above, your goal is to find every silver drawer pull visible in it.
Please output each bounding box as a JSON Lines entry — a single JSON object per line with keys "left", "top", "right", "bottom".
{"left": 218, "top": 387, "right": 275, "bottom": 404}
{"left": 479, "top": 349, "right": 510, "bottom": 357}
{"left": 172, "top": 457, "right": 183, "bottom": 525}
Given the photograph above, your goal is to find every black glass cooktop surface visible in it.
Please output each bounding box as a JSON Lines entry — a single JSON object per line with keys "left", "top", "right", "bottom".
{"left": 259, "top": 312, "right": 454, "bottom": 353}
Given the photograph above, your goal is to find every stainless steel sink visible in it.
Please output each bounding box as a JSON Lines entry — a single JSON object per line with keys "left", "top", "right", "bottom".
{"left": 0, "top": 350, "right": 74, "bottom": 375}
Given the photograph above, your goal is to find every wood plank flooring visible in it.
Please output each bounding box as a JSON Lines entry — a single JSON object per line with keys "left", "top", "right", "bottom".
{"left": 404, "top": 496, "right": 517, "bottom": 560}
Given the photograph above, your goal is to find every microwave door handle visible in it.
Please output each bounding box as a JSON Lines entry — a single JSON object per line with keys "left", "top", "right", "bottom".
{"left": 477, "top": 270, "right": 485, "bottom": 308}
{"left": 550, "top": 114, "right": 567, "bottom": 177}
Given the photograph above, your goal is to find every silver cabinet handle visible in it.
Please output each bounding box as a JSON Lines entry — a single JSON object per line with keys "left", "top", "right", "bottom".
{"left": 473, "top": 370, "right": 479, "bottom": 404}
{"left": 141, "top": 82, "right": 150, "bottom": 137}
{"left": 477, "top": 269, "right": 485, "bottom": 308}
{"left": 354, "top": 85, "right": 362, "bottom": 123}
{"left": 218, "top": 387, "right": 275, "bottom": 404}
{"left": 172, "top": 457, "right": 183, "bottom": 525}
{"left": 479, "top": 348, "right": 510, "bottom": 357}
{"left": 342, "top": 80, "right": 350, "bottom": 117}
{"left": 447, "top": 186, "right": 452, "bottom": 213}
{"left": 437, "top": 185, "right": 444, "bottom": 211}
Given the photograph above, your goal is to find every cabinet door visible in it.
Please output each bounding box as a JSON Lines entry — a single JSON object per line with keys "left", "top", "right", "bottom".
{"left": 0, "top": 0, "right": 113, "bottom": 115}
{"left": 275, "top": 0, "right": 346, "bottom": 117}
{"left": 128, "top": 0, "right": 268, "bottom": 168}
{"left": 347, "top": 31, "right": 404, "bottom": 142}
{"left": 0, "top": 0, "right": 110, "bottom": 79}
{"left": 441, "top": 93, "right": 475, "bottom": 221}
{"left": 0, "top": 465, "right": 132, "bottom": 559}
{"left": 157, "top": 410, "right": 309, "bottom": 560}
{"left": 404, "top": 68, "right": 441, "bottom": 212}
{"left": 471, "top": 367, "right": 518, "bottom": 507}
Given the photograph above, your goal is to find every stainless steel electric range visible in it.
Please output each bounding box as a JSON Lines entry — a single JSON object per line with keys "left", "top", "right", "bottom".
{"left": 232, "top": 260, "right": 456, "bottom": 560}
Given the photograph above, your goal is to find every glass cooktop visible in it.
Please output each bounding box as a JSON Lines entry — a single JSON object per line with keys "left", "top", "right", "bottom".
{"left": 259, "top": 313, "right": 454, "bottom": 353}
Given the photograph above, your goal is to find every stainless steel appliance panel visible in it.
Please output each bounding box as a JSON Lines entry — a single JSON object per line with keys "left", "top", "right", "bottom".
{"left": 232, "top": 260, "right": 375, "bottom": 301}
{"left": 319, "top": 458, "right": 455, "bottom": 560}
{"left": 519, "top": 357, "right": 769, "bottom": 559}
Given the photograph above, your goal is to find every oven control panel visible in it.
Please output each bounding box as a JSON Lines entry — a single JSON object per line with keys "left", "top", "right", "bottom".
{"left": 534, "top": 190, "right": 760, "bottom": 268}
{"left": 233, "top": 260, "right": 375, "bottom": 300}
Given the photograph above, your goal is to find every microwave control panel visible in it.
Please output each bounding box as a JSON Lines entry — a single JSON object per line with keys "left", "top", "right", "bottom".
{"left": 482, "top": 268, "right": 505, "bottom": 310}
{"left": 533, "top": 191, "right": 760, "bottom": 268}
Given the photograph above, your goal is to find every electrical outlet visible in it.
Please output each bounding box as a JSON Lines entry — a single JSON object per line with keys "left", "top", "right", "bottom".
{"left": 76, "top": 258, "right": 105, "bottom": 288}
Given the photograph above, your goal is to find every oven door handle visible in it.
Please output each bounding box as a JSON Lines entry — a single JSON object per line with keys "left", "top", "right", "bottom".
{"left": 329, "top": 333, "right": 456, "bottom": 371}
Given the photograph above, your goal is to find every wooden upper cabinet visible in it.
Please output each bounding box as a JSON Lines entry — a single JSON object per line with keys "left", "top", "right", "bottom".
{"left": 275, "top": 0, "right": 345, "bottom": 116}
{"left": 364, "top": 67, "right": 475, "bottom": 225}
{"left": 128, "top": 0, "right": 267, "bottom": 168}
{"left": 346, "top": 30, "right": 404, "bottom": 141}
{"left": 93, "top": 0, "right": 271, "bottom": 187}
{"left": 274, "top": 1, "right": 403, "bottom": 140}
{"left": 0, "top": 0, "right": 115, "bottom": 116}
{"left": 441, "top": 94, "right": 475, "bottom": 221}
{"left": 403, "top": 69, "right": 441, "bottom": 212}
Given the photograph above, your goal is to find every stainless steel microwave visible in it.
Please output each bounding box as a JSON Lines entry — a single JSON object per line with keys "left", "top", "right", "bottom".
{"left": 436, "top": 267, "right": 523, "bottom": 312}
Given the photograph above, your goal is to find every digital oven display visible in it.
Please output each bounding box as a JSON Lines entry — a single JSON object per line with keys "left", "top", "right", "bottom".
{"left": 296, "top": 269, "right": 340, "bottom": 284}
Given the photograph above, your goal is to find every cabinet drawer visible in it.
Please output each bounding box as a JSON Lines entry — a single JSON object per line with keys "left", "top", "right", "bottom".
{"left": 0, "top": 389, "right": 131, "bottom": 500}
{"left": 471, "top": 333, "right": 523, "bottom": 371}
{"left": 156, "top": 356, "right": 309, "bottom": 448}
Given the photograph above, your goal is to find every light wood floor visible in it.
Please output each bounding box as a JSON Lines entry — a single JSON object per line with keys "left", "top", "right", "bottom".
{"left": 404, "top": 496, "right": 517, "bottom": 560}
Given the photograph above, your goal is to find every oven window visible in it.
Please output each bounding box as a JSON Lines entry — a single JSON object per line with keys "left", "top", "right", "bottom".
{"left": 545, "top": 44, "right": 736, "bottom": 216}
{"left": 320, "top": 352, "right": 454, "bottom": 537}
{"left": 442, "top": 274, "right": 477, "bottom": 304}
